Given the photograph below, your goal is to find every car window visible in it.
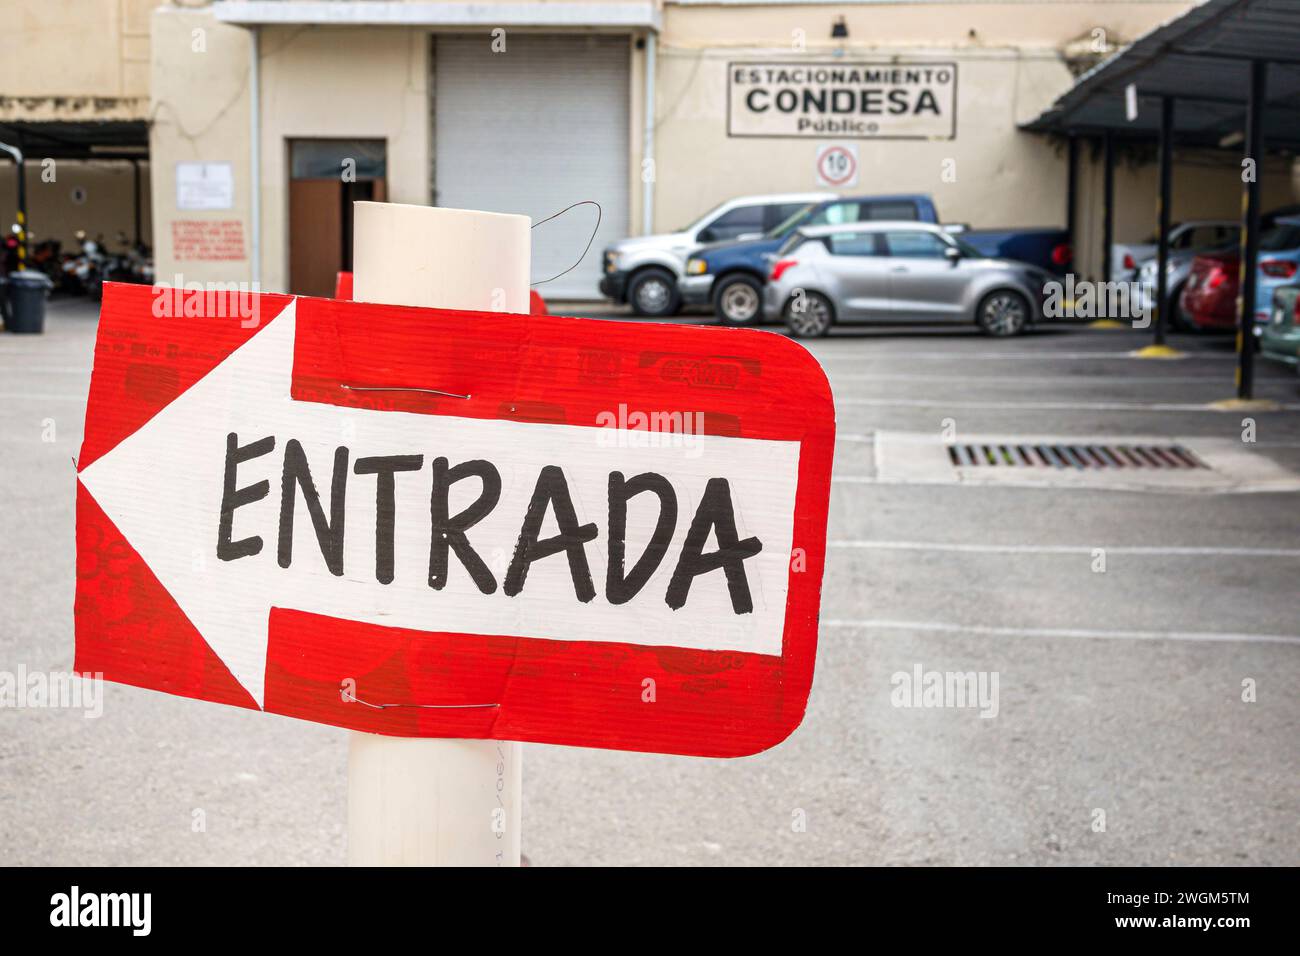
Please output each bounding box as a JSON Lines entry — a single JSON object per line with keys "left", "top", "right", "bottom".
{"left": 1261, "top": 224, "right": 1300, "bottom": 251}
{"left": 703, "top": 204, "right": 766, "bottom": 241}
{"left": 768, "top": 204, "right": 817, "bottom": 238}
{"left": 881, "top": 230, "right": 950, "bottom": 258}
{"left": 807, "top": 201, "right": 864, "bottom": 227}
{"left": 766, "top": 202, "right": 815, "bottom": 232}
{"left": 862, "top": 200, "right": 919, "bottom": 221}
{"left": 1185, "top": 226, "right": 1235, "bottom": 250}
{"left": 826, "top": 232, "right": 881, "bottom": 257}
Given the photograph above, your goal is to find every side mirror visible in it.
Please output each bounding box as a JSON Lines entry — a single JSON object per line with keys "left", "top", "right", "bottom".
{"left": 944, "top": 246, "right": 962, "bottom": 262}
{"left": 696, "top": 228, "right": 716, "bottom": 244}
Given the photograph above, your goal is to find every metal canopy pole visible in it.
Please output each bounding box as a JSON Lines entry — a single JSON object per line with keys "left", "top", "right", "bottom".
{"left": 1237, "top": 60, "right": 1267, "bottom": 401}
{"left": 0, "top": 140, "right": 27, "bottom": 270}
{"left": 1101, "top": 132, "right": 1115, "bottom": 282}
{"left": 1066, "top": 135, "right": 1078, "bottom": 249}
{"left": 132, "top": 159, "right": 142, "bottom": 248}
{"left": 1153, "top": 97, "right": 1175, "bottom": 345}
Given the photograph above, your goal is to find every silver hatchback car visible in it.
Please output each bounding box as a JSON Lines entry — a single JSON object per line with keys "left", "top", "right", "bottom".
{"left": 763, "top": 222, "right": 1052, "bottom": 337}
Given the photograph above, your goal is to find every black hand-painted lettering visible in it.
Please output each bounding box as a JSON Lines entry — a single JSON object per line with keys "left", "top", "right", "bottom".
{"left": 606, "top": 471, "right": 677, "bottom": 605}
{"left": 666, "top": 477, "right": 762, "bottom": 614}
{"left": 505, "top": 465, "right": 599, "bottom": 602}
{"left": 354, "top": 454, "right": 424, "bottom": 585}
{"left": 217, "top": 432, "right": 275, "bottom": 561}
{"left": 278, "top": 440, "right": 349, "bottom": 576}
{"left": 429, "top": 458, "right": 501, "bottom": 594}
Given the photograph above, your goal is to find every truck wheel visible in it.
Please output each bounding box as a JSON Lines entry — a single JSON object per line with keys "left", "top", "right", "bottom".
{"left": 976, "top": 289, "right": 1029, "bottom": 336}
{"left": 785, "top": 292, "right": 834, "bottom": 338}
{"left": 713, "top": 274, "right": 764, "bottom": 326}
{"left": 628, "top": 268, "right": 681, "bottom": 317}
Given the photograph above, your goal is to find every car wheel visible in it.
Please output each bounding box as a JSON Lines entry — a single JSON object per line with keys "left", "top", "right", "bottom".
{"left": 713, "top": 274, "right": 764, "bottom": 326}
{"left": 785, "top": 291, "right": 834, "bottom": 338}
{"left": 628, "top": 268, "right": 680, "bottom": 317}
{"left": 977, "top": 289, "right": 1029, "bottom": 336}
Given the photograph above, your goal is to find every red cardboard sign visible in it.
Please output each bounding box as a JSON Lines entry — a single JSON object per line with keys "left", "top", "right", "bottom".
{"left": 75, "top": 284, "right": 834, "bottom": 756}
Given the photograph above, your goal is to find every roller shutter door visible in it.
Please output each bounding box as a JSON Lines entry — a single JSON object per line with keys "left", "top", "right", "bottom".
{"left": 434, "top": 34, "right": 630, "bottom": 300}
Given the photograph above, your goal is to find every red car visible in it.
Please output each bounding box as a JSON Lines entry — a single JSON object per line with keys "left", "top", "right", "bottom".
{"left": 1179, "top": 251, "right": 1239, "bottom": 330}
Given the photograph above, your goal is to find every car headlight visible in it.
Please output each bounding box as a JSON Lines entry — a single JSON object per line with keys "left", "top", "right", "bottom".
{"left": 686, "top": 258, "right": 708, "bottom": 275}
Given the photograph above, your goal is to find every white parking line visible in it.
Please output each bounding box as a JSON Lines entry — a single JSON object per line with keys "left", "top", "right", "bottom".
{"left": 829, "top": 540, "right": 1300, "bottom": 557}
{"left": 811, "top": 351, "right": 1236, "bottom": 362}
{"left": 0, "top": 393, "right": 86, "bottom": 402}
{"left": 0, "top": 366, "right": 92, "bottom": 374}
{"left": 838, "top": 398, "right": 1300, "bottom": 412}
{"left": 824, "top": 619, "right": 1300, "bottom": 646}
{"left": 827, "top": 373, "right": 1228, "bottom": 384}
{"left": 833, "top": 433, "right": 1300, "bottom": 450}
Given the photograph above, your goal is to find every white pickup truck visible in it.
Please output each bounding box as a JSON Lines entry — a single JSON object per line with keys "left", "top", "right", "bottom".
{"left": 599, "top": 192, "right": 832, "bottom": 316}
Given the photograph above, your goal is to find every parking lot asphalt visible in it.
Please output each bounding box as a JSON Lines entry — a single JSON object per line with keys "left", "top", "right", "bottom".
{"left": 2, "top": 295, "right": 1297, "bottom": 866}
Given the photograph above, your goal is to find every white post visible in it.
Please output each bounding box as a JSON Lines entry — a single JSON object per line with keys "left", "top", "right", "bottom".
{"left": 346, "top": 201, "right": 527, "bottom": 866}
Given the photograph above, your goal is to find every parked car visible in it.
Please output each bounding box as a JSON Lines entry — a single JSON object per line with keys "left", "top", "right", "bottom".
{"left": 1179, "top": 251, "right": 1238, "bottom": 331}
{"left": 764, "top": 221, "right": 1052, "bottom": 338}
{"left": 1260, "top": 284, "right": 1300, "bottom": 367}
{"left": 1111, "top": 220, "right": 1238, "bottom": 282}
{"left": 599, "top": 192, "right": 832, "bottom": 316}
{"left": 1181, "top": 216, "right": 1300, "bottom": 335}
{"left": 945, "top": 225, "right": 1073, "bottom": 276}
{"left": 682, "top": 194, "right": 942, "bottom": 325}
{"left": 1134, "top": 224, "right": 1239, "bottom": 330}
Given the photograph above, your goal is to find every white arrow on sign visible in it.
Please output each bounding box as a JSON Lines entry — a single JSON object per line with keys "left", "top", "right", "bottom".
{"left": 79, "top": 301, "right": 800, "bottom": 707}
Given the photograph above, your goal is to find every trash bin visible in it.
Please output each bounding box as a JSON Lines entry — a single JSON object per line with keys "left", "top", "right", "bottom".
{"left": 1, "top": 269, "right": 53, "bottom": 334}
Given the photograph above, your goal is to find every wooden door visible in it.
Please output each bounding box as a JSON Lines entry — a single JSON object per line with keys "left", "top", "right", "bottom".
{"left": 289, "top": 178, "right": 343, "bottom": 297}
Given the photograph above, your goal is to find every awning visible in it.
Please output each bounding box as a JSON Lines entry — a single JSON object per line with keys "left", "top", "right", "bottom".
{"left": 212, "top": 1, "right": 662, "bottom": 31}
{"left": 1024, "top": 0, "right": 1300, "bottom": 150}
{"left": 0, "top": 121, "right": 149, "bottom": 161}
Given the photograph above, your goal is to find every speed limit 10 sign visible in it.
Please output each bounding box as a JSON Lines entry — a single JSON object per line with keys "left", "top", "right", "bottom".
{"left": 815, "top": 144, "right": 859, "bottom": 188}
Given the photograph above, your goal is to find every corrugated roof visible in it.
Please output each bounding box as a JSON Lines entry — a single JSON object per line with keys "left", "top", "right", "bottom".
{"left": 1024, "top": 0, "right": 1300, "bottom": 149}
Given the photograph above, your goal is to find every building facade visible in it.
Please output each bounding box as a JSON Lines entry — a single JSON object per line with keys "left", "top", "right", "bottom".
{"left": 0, "top": 0, "right": 154, "bottom": 251}
{"left": 7, "top": 1, "right": 1298, "bottom": 298}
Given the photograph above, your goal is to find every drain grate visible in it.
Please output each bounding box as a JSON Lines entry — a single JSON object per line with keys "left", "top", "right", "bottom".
{"left": 947, "top": 442, "right": 1207, "bottom": 470}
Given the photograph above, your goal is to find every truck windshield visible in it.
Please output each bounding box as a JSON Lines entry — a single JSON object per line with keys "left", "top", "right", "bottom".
{"left": 766, "top": 204, "right": 817, "bottom": 239}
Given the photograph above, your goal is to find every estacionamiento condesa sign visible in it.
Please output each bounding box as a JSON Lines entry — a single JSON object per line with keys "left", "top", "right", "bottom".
{"left": 727, "top": 62, "right": 957, "bottom": 139}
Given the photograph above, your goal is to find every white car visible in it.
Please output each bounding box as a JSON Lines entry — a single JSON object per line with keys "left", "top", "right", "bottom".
{"left": 1110, "top": 221, "right": 1237, "bottom": 282}
{"left": 599, "top": 192, "right": 832, "bottom": 316}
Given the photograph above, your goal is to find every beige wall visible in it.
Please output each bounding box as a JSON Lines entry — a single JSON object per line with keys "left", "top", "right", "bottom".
{"left": 0, "top": 160, "right": 151, "bottom": 249}
{"left": 153, "top": 1, "right": 1300, "bottom": 293}
{"left": 258, "top": 25, "right": 430, "bottom": 292}
{"left": 651, "top": 2, "right": 1192, "bottom": 234}
{"left": 0, "top": 0, "right": 151, "bottom": 120}
{"left": 150, "top": 12, "right": 645, "bottom": 291}
{"left": 151, "top": 14, "right": 433, "bottom": 291}
{"left": 149, "top": 7, "right": 253, "bottom": 286}
{"left": 1073, "top": 148, "right": 1300, "bottom": 280}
